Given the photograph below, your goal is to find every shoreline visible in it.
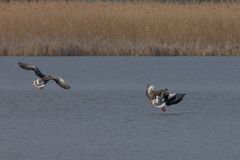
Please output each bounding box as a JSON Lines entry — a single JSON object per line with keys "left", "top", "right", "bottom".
{"left": 0, "top": 1, "right": 240, "bottom": 56}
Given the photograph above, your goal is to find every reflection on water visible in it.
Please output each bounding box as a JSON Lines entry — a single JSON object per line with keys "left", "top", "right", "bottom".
{"left": 0, "top": 57, "right": 239, "bottom": 160}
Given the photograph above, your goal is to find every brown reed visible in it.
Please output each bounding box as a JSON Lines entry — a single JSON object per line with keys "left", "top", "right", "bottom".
{"left": 0, "top": 1, "right": 240, "bottom": 56}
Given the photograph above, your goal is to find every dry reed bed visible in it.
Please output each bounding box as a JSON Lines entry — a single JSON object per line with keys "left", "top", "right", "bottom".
{"left": 0, "top": 2, "right": 240, "bottom": 56}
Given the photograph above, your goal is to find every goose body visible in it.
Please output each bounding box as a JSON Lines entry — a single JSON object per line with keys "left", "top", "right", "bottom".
{"left": 146, "top": 84, "right": 185, "bottom": 112}
{"left": 146, "top": 84, "right": 169, "bottom": 101}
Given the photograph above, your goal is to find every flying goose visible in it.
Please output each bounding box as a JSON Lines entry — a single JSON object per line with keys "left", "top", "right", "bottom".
{"left": 18, "top": 62, "right": 71, "bottom": 90}
{"left": 146, "top": 84, "right": 185, "bottom": 112}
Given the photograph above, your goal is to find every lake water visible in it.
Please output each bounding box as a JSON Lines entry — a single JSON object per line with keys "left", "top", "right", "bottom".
{"left": 0, "top": 57, "right": 239, "bottom": 160}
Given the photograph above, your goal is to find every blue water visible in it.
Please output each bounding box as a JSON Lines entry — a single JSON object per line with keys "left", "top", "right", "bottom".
{"left": 0, "top": 57, "right": 239, "bottom": 160}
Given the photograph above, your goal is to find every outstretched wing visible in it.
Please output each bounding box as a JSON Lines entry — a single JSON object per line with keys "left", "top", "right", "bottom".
{"left": 18, "top": 62, "right": 45, "bottom": 78}
{"left": 146, "top": 84, "right": 152, "bottom": 100}
{"left": 165, "top": 93, "right": 186, "bottom": 106}
{"left": 43, "top": 75, "right": 71, "bottom": 89}
{"left": 146, "top": 84, "right": 158, "bottom": 100}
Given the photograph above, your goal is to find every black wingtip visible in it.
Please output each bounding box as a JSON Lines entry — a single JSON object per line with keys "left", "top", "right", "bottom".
{"left": 18, "top": 62, "right": 24, "bottom": 68}
{"left": 18, "top": 62, "right": 29, "bottom": 69}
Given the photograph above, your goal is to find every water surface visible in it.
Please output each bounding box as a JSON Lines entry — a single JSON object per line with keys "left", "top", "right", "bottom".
{"left": 0, "top": 57, "right": 239, "bottom": 160}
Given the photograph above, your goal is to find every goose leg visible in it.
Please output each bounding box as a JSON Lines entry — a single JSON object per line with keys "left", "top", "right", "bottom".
{"left": 161, "top": 107, "right": 166, "bottom": 112}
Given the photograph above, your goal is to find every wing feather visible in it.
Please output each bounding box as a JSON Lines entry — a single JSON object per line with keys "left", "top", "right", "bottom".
{"left": 146, "top": 84, "right": 152, "bottom": 100}
{"left": 18, "top": 62, "right": 45, "bottom": 78}
{"left": 43, "top": 75, "right": 71, "bottom": 89}
{"left": 146, "top": 84, "right": 157, "bottom": 100}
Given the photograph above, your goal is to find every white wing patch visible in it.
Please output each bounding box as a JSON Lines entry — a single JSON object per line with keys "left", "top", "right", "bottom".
{"left": 33, "top": 79, "right": 45, "bottom": 89}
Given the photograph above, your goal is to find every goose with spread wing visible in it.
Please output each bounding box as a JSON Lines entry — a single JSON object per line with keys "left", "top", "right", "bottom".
{"left": 18, "top": 62, "right": 71, "bottom": 90}
{"left": 146, "top": 84, "right": 185, "bottom": 112}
